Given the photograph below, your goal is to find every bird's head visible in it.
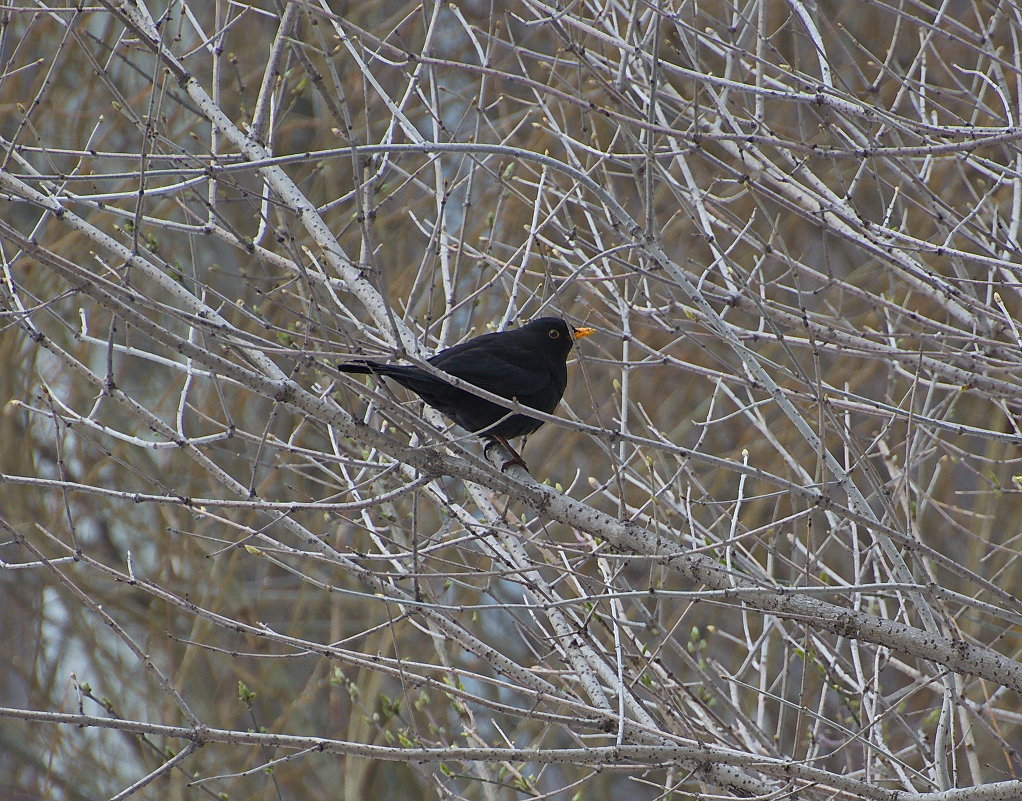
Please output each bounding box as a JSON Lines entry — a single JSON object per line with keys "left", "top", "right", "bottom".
{"left": 520, "top": 317, "right": 595, "bottom": 356}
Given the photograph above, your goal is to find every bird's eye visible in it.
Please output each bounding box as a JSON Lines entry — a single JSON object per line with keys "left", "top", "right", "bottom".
{"left": 548, "top": 329, "right": 560, "bottom": 339}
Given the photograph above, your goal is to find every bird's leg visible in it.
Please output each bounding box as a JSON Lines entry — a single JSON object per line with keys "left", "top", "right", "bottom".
{"left": 484, "top": 436, "right": 529, "bottom": 473}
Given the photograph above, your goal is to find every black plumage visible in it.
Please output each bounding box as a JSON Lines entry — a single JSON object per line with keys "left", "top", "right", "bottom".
{"left": 338, "top": 317, "right": 595, "bottom": 469}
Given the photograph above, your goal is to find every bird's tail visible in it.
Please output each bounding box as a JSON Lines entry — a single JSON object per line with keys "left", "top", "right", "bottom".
{"left": 337, "top": 359, "right": 383, "bottom": 375}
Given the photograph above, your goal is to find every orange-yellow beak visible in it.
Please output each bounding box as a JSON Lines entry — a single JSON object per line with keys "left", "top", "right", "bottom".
{"left": 572, "top": 326, "right": 596, "bottom": 340}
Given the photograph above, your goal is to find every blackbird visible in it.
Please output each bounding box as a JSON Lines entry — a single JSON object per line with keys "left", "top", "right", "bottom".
{"left": 338, "top": 317, "right": 595, "bottom": 470}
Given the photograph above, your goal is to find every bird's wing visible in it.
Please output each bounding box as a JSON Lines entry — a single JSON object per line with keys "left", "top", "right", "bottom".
{"left": 430, "top": 340, "right": 553, "bottom": 399}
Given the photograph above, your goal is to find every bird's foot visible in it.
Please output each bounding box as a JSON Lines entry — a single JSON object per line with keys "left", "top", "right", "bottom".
{"left": 484, "top": 438, "right": 530, "bottom": 473}
{"left": 499, "top": 453, "right": 529, "bottom": 472}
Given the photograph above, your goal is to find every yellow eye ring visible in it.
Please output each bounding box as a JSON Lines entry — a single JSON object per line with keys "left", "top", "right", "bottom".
{"left": 548, "top": 329, "right": 560, "bottom": 339}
